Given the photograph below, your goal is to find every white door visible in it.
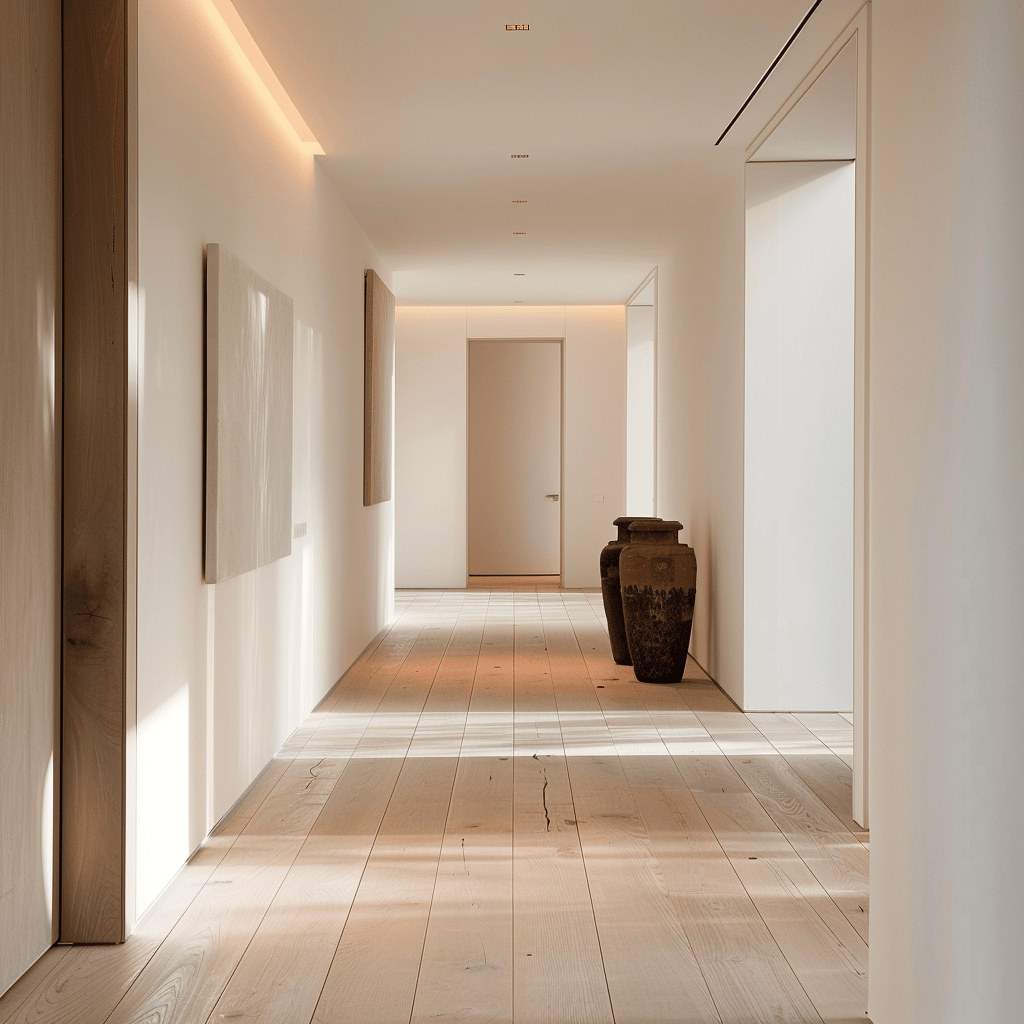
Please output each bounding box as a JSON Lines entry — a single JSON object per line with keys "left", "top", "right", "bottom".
{"left": 468, "top": 340, "right": 561, "bottom": 575}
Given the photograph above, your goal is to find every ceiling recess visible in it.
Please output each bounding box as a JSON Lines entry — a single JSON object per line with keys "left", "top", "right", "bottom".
{"left": 511, "top": 154, "right": 529, "bottom": 159}
{"left": 514, "top": 273, "right": 525, "bottom": 276}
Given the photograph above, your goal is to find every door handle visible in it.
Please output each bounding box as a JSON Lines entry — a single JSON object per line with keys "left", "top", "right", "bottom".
{"left": 545, "top": 494, "right": 560, "bottom": 501}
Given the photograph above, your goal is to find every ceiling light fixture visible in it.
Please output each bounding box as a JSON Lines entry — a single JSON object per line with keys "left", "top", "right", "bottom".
{"left": 506, "top": 24, "right": 529, "bottom": 31}
{"left": 513, "top": 231, "right": 526, "bottom": 235}
{"left": 198, "top": 0, "right": 324, "bottom": 155}
{"left": 512, "top": 199, "right": 527, "bottom": 204}
{"left": 514, "top": 273, "right": 525, "bottom": 276}
{"left": 511, "top": 154, "right": 529, "bottom": 159}
{"left": 715, "top": 0, "right": 826, "bottom": 145}
{"left": 514, "top": 300, "right": 524, "bottom": 303}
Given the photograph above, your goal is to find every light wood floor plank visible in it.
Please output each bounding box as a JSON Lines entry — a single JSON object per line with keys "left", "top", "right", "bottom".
{"left": 747, "top": 713, "right": 865, "bottom": 837}
{"left": 511, "top": 599, "right": 615, "bottom": 1024}
{"left": 105, "top": 836, "right": 303, "bottom": 1024}
{"left": 1, "top": 838, "right": 234, "bottom": 1024}
{"left": 566, "top": 747, "right": 721, "bottom": 1023}
{"left": 672, "top": 893, "right": 823, "bottom": 1024}
{"left": 692, "top": 729, "right": 870, "bottom": 946}
{"left": 411, "top": 720, "right": 514, "bottom": 1023}
{"left": 792, "top": 713, "right": 855, "bottom": 767}
{"left": 203, "top": 678, "right": 431, "bottom": 1024}
{"left": 311, "top": 755, "right": 462, "bottom": 1024}
{"left": 0, "top": 947, "right": 71, "bottom": 1024}
{"left": 4, "top": 589, "right": 871, "bottom": 1024}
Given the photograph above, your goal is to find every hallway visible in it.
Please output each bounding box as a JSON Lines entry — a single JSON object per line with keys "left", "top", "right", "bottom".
{"left": 0, "top": 589, "right": 868, "bottom": 1024}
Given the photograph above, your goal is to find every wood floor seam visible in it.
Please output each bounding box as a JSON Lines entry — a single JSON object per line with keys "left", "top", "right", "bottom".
{"left": 0, "top": 588, "right": 868, "bottom": 1024}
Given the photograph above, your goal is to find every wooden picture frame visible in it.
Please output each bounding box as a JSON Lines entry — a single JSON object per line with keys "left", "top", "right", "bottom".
{"left": 364, "top": 269, "right": 395, "bottom": 505}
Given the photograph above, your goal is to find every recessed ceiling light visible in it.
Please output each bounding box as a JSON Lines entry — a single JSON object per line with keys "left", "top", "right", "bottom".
{"left": 506, "top": 24, "right": 529, "bottom": 31}
{"left": 511, "top": 154, "right": 529, "bottom": 159}
{"left": 514, "top": 273, "right": 525, "bottom": 276}
{"left": 512, "top": 199, "right": 527, "bottom": 204}
{"left": 514, "top": 300, "right": 524, "bottom": 303}
{"left": 512, "top": 231, "right": 526, "bottom": 235}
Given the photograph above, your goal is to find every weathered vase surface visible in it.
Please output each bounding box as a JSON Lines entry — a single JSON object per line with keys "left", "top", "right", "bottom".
{"left": 599, "top": 517, "right": 661, "bottom": 664}
{"left": 619, "top": 520, "right": 697, "bottom": 684}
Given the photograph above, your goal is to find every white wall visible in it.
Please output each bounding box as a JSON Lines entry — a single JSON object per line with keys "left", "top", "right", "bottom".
{"left": 626, "top": 304, "right": 656, "bottom": 517}
{"left": 394, "top": 307, "right": 467, "bottom": 588}
{"left": 868, "top": 1, "right": 1024, "bottom": 1021}
{"left": 395, "top": 305, "right": 625, "bottom": 589}
{"left": 136, "top": 0, "right": 393, "bottom": 917}
{"left": 657, "top": 171, "right": 747, "bottom": 703}
{"left": 744, "top": 161, "right": 855, "bottom": 711}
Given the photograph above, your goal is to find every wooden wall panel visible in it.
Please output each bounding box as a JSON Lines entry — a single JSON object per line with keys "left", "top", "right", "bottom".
{"left": 363, "top": 270, "right": 395, "bottom": 505}
{"left": 61, "top": 0, "right": 134, "bottom": 943}
{"left": 0, "top": 0, "right": 63, "bottom": 993}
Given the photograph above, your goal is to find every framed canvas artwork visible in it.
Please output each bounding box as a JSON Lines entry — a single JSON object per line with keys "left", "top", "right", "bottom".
{"left": 205, "top": 243, "right": 293, "bottom": 582}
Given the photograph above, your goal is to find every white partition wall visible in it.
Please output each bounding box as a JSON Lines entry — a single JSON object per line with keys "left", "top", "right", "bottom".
{"left": 744, "top": 161, "right": 855, "bottom": 711}
{"left": 393, "top": 308, "right": 469, "bottom": 588}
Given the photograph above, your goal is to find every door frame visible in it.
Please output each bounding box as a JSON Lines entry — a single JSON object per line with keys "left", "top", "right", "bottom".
{"left": 60, "top": 0, "right": 139, "bottom": 940}
{"left": 745, "top": 6, "right": 871, "bottom": 827}
{"left": 465, "top": 337, "right": 565, "bottom": 584}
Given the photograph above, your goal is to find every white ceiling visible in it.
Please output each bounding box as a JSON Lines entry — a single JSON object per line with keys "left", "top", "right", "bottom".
{"left": 231, "top": 0, "right": 816, "bottom": 304}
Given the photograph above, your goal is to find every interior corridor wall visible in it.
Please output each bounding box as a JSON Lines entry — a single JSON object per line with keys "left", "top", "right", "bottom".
{"left": 136, "top": 0, "right": 393, "bottom": 917}
{"left": 656, "top": 171, "right": 746, "bottom": 704}
{"left": 394, "top": 306, "right": 625, "bottom": 589}
{"left": 868, "top": 1, "right": 1024, "bottom": 1021}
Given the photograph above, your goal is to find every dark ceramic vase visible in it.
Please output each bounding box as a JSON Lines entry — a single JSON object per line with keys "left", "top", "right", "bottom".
{"left": 600, "top": 516, "right": 661, "bottom": 664}
{"left": 619, "top": 520, "right": 697, "bottom": 684}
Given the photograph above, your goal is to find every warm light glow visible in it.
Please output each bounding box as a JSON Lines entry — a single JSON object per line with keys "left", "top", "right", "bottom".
{"left": 199, "top": 0, "right": 325, "bottom": 156}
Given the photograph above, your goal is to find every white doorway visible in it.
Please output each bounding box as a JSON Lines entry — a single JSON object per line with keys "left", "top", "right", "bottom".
{"left": 744, "top": 159, "right": 856, "bottom": 712}
{"left": 626, "top": 272, "right": 657, "bottom": 517}
{"left": 467, "top": 339, "right": 562, "bottom": 577}
{"left": 742, "top": 22, "right": 869, "bottom": 827}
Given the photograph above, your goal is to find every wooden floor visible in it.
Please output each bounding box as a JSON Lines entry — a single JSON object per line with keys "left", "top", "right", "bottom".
{"left": 467, "top": 575, "right": 564, "bottom": 591}
{"left": 0, "top": 589, "right": 870, "bottom": 1024}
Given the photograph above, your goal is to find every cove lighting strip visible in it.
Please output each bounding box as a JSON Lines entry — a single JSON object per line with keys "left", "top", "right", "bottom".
{"left": 201, "top": 0, "right": 325, "bottom": 155}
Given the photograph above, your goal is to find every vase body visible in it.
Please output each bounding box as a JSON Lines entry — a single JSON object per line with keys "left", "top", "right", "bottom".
{"left": 619, "top": 521, "right": 697, "bottom": 684}
{"left": 600, "top": 517, "right": 661, "bottom": 664}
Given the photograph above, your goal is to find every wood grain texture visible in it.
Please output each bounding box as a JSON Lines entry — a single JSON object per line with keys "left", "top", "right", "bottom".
{"left": 0, "top": 0, "right": 62, "bottom": 993}
{"left": 61, "top": 0, "right": 133, "bottom": 944}
{"left": 363, "top": 269, "right": 394, "bottom": 505}
{"left": 105, "top": 836, "right": 302, "bottom": 1024}
{"left": 3, "top": 588, "right": 871, "bottom": 1022}
{"left": 0, "top": 838, "right": 232, "bottom": 1024}
{"left": 510, "top": 605, "right": 614, "bottom": 1024}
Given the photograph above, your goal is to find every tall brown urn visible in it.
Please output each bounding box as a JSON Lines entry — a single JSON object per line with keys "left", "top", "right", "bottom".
{"left": 619, "top": 520, "right": 697, "bottom": 684}
{"left": 599, "top": 516, "right": 661, "bottom": 664}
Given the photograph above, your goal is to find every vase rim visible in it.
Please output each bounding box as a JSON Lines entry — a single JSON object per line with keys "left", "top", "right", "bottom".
{"left": 629, "top": 520, "right": 683, "bottom": 532}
